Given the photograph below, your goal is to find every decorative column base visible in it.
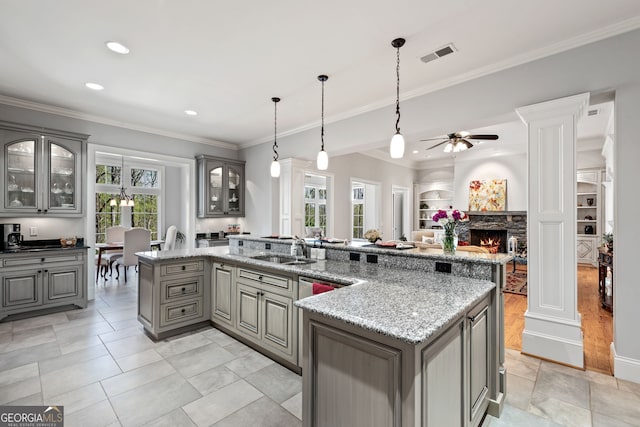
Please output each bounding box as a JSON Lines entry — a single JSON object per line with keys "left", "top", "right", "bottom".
{"left": 522, "top": 311, "right": 584, "bottom": 368}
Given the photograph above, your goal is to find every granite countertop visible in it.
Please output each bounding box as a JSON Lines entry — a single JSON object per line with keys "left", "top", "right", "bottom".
{"left": 294, "top": 269, "right": 494, "bottom": 344}
{"left": 227, "top": 235, "right": 512, "bottom": 265}
{"left": 137, "top": 247, "right": 496, "bottom": 344}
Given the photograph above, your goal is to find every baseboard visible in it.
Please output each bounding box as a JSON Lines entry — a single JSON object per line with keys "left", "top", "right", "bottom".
{"left": 612, "top": 343, "right": 640, "bottom": 383}
{"left": 522, "top": 328, "right": 584, "bottom": 369}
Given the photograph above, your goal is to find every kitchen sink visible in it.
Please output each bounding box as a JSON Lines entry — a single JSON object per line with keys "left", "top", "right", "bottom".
{"left": 251, "top": 254, "right": 316, "bottom": 265}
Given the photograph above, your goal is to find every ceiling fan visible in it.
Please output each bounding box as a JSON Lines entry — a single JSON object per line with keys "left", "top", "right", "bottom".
{"left": 421, "top": 131, "right": 499, "bottom": 153}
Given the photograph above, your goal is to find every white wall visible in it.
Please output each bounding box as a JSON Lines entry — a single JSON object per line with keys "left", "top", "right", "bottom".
{"left": 452, "top": 154, "right": 527, "bottom": 211}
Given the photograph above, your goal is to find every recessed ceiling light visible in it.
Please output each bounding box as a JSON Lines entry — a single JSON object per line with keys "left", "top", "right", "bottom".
{"left": 85, "top": 82, "right": 104, "bottom": 91}
{"left": 106, "top": 41, "right": 130, "bottom": 54}
{"left": 412, "top": 150, "right": 419, "bottom": 154}
{"left": 184, "top": 110, "right": 198, "bottom": 116}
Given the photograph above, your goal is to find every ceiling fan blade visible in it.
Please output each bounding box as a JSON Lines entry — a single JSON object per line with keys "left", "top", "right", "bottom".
{"left": 466, "top": 134, "right": 498, "bottom": 140}
{"left": 425, "top": 140, "right": 450, "bottom": 150}
{"left": 460, "top": 139, "right": 474, "bottom": 149}
{"left": 419, "top": 136, "right": 448, "bottom": 141}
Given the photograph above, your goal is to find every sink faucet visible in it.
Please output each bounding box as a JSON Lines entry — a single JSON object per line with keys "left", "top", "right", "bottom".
{"left": 293, "top": 236, "right": 307, "bottom": 259}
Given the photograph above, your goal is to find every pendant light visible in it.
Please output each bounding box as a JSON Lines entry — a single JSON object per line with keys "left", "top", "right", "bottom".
{"left": 389, "top": 37, "right": 406, "bottom": 159}
{"left": 270, "top": 97, "right": 281, "bottom": 178}
{"left": 110, "top": 155, "right": 134, "bottom": 207}
{"left": 317, "top": 74, "right": 329, "bottom": 170}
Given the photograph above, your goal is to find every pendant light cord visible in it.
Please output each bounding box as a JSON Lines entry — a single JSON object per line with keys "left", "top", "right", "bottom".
{"left": 273, "top": 99, "right": 279, "bottom": 161}
{"left": 395, "top": 45, "right": 401, "bottom": 133}
{"left": 321, "top": 78, "right": 325, "bottom": 151}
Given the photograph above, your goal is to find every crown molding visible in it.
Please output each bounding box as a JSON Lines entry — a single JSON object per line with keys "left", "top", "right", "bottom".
{"left": 0, "top": 94, "right": 238, "bottom": 151}
{"left": 241, "top": 17, "right": 640, "bottom": 149}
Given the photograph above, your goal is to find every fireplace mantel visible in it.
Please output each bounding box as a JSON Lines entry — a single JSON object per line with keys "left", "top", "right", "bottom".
{"left": 467, "top": 211, "right": 527, "bottom": 216}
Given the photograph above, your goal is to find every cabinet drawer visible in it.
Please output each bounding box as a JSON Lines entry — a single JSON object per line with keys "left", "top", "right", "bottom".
{"left": 1, "top": 253, "right": 82, "bottom": 268}
{"left": 237, "top": 267, "right": 291, "bottom": 293}
{"left": 160, "top": 260, "right": 204, "bottom": 276}
{"left": 160, "top": 298, "right": 203, "bottom": 327}
{"left": 161, "top": 275, "right": 204, "bottom": 303}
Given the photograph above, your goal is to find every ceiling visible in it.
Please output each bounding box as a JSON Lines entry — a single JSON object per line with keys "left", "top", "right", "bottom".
{"left": 0, "top": 1, "right": 636, "bottom": 154}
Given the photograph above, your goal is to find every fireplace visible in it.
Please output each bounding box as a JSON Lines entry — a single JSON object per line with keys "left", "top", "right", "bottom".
{"left": 469, "top": 229, "right": 508, "bottom": 254}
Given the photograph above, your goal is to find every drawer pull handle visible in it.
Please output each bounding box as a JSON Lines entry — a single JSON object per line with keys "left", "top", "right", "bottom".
{"left": 181, "top": 287, "right": 186, "bottom": 293}
{"left": 467, "top": 306, "right": 489, "bottom": 323}
{"left": 44, "top": 269, "right": 48, "bottom": 273}
{"left": 41, "top": 258, "right": 45, "bottom": 262}
{"left": 258, "top": 275, "right": 263, "bottom": 281}
{"left": 38, "top": 270, "right": 42, "bottom": 273}
{"left": 181, "top": 266, "right": 186, "bottom": 270}
{"left": 181, "top": 308, "right": 186, "bottom": 313}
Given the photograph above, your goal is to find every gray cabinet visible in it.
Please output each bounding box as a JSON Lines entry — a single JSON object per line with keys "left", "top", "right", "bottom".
{"left": 196, "top": 155, "right": 245, "bottom": 218}
{"left": 0, "top": 250, "right": 87, "bottom": 320}
{"left": 235, "top": 280, "right": 295, "bottom": 363}
{"left": 138, "top": 257, "right": 210, "bottom": 340}
{"left": 211, "top": 262, "right": 234, "bottom": 327}
{"left": 0, "top": 121, "right": 87, "bottom": 217}
{"left": 210, "top": 263, "right": 297, "bottom": 366}
{"left": 301, "top": 295, "right": 494, "bottom": 427}
{"left": 467, "top": 301, "right": 490, "bottom": 427}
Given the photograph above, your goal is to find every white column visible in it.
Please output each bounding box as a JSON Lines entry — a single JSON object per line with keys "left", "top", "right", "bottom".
{"left": 516, "top": 93, "right": 589, "bottom": 368}
{"left": 279, "top": 158, "right": 311, "bottom": 237}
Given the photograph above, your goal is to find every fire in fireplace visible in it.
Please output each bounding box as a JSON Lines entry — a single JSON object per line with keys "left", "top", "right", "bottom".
{"left": 469, "top": 229, "right": 508, "bottom": 254}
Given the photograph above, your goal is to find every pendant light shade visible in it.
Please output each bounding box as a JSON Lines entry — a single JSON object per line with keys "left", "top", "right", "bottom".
{"left": 270, "top": 97, "right": 281, "bottom": 178}
{"left": 390, "top": 37, "right": 406, "bottom": 159}
{"left": 317, "top": 74, "right": 329, "bottom": 170}
{"left": 270, "top": 159, "right": 281, "bottom": 178}
{"left": 390, "top": 132, "right": 405, "bottom": 158}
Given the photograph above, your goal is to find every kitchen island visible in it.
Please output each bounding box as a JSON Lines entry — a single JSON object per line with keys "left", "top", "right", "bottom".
{"left": 136, "top": 236, "right": 510, "bottom": 427}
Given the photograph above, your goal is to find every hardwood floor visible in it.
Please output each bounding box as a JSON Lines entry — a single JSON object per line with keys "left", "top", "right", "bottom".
{"left": 504, "top": 264, "right": 613, "bottom": 375}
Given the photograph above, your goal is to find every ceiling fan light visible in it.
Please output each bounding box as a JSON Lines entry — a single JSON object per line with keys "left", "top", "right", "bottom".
{"left": 270, "top": 160, "right": 281, "bottom": 178}
{"left": 317, "top": 149, "right": 328, "bottom": 170}
{"left": 390, "top": 132, "right": 405, "bottom": 158}
{"left": 444, "top": 142, "right": 454, "bottom": 153}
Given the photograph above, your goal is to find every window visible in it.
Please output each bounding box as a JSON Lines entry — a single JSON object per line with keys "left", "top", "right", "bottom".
{"left": 95, "top": 156, "right": 162, "bottom": 242}
{"left": 352, "top": 184, "right": 364, "bottom": 239}
{"left": 351, "top": 180, "right": 379, "bottom": 240}
{"left": 305, "top": 182, "right": 327, "bottom": 237}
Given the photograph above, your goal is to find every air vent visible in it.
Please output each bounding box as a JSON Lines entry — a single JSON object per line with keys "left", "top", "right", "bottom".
{"left": 587, "top": 109, "right": 599, "bottom": 116}
{"left": 420, "top": 43, "right": 457, "bottom": 64}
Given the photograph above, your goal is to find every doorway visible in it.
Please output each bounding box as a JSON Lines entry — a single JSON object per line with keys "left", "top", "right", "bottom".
{"left": 392, "top": 186, "right": 410, "bottom": 241}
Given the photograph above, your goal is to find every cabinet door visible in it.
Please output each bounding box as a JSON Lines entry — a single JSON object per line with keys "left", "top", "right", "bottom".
{"left": 236, "top": 283, "right": 261, "bottom": 340}
{"left": 212, "top": 263, "right": 234, "bottom": 327}
{"left": 261, "top": 290, "right": 293, "bottom": 358}
{"left": 44, "top": 265, "right": 81, "bottom": 302}
{"left": 577, "top": 237, "right": 596, "bottom": 264}
{"left": 227, "top": 163, "right": 244, "bottom": 216}
{"left": 422, "top": 321, "right": 464, "bottom": 427}
{"left": 45, "top": 137, "right": 83, "bottom": 214}
{"left": 206, "top": 160, "right": 225, "bottom": 216}
{"left": 1, "top": 269, "right": 42, "bottom": 309}
{"left": 1, "top": 132, "right": 41, "bottom": 213}
{"left": 468, "top": 304, "right": 489, "bottom": 426}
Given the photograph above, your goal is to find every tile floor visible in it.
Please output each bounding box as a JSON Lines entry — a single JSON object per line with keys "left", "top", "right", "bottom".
{"left": 0, "top": 274, "right": 638, "bottom": 426}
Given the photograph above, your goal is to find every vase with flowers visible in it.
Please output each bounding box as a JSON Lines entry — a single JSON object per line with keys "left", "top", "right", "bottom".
{"left": 431, "top": 209, "right": 469, "bottom": 254}
{"left": 364, "top": 229, "right": 382, "bottom": 244}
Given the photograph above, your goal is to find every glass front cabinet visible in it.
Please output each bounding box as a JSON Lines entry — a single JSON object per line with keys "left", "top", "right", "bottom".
{"left": 0, "top": 122, "right": 87, "bottom": 217}
{"left": 197, "top": 155, "right": 245, "bottom": 218}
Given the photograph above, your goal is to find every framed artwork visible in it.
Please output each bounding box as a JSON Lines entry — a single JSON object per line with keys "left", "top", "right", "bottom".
{"left": 468, "top": 179, "right": 507, "bottom": 211}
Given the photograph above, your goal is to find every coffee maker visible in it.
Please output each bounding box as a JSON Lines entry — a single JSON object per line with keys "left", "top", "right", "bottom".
{"left": 1, "top": 224, "right": 22, "bottom": 250}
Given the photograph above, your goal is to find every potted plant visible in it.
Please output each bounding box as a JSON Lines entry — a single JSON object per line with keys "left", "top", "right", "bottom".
{"left": 602, "top": 232, "right": 613, "bottom": 252}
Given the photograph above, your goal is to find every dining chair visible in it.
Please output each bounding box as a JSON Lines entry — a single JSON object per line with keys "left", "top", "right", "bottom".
{"left": 164, "top": 225, "right": 177, "bottom": 251}
{"left": 101, "top": 226, "right": 129, "bottom": 277}
{"left": 115, "top": 228, "right": 151, "bottom": 282}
